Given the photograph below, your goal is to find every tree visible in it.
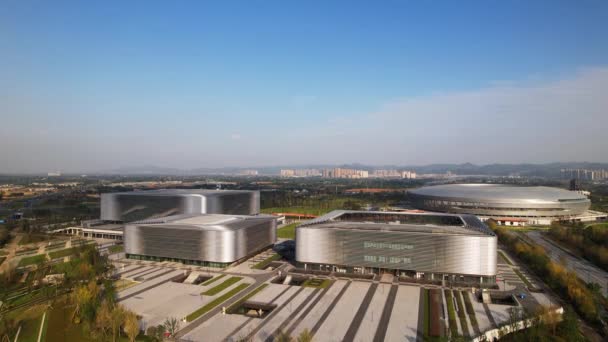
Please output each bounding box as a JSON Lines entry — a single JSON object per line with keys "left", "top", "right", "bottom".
{"left": 95, "top": 299, "right": 113, "bottom": 339}
{"left": 275, "top": 329, "right": 293, "bottom": 342}
{"left": 297, "top": 329, "right": 313, "bottom": 342}
{"left": 124, "top": 311, "right": 140, "bottom": 342}
{"left": 110, "top": 305, "right": 126, "bottom": 342}
{"left": 163, "top": 317, "right": 180, "bottom": 338}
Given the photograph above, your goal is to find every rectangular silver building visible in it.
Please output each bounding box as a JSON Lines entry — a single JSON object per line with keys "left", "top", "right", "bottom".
{"left": 296, "top": 210, "right": 497, "bottom": 285}
{"left": 101, "top": 189, "right": 260, "bottom": 222}
{"left": 124, "top": 214, "right": 276, "bottom": 267}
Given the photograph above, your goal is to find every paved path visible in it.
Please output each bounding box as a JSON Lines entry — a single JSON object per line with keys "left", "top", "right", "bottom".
{"left": 527, "top": 231, "right": 608, "bottom": 296}
{"left": 175, "top": 264, "right": 287, "bottom": 340}
{"left": 384, "top": 285, "right": 419, "bottom": 342}
{"left": 353, "top": 283, "right": 391, "bottom": 342}
{"left": 372, "top": 283, "right": 398, "bottom": 342}
{"left": 343, "top": 283, "right": 378, "bottom": 341}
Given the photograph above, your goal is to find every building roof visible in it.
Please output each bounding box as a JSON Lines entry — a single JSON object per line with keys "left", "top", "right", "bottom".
{"left": 298, "top": 210, "right": 494, "bottom": 236}
{"left": 127, "top": 213, "right": 275, "bottom": 232}
{"left": 103, "top": 189, "right": 256, "bottom": 197}
{"left": 409, "top": 183, "right": 588, "bottom": 204}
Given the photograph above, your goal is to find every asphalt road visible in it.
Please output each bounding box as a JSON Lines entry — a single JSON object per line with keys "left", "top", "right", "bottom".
{"left": 526, "top": 231, "right": 608, "bottom": 296}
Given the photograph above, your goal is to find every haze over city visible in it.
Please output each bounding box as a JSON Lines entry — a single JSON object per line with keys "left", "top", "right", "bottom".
{"left": 1, "top": 1, "right": 607, "bottom": 173}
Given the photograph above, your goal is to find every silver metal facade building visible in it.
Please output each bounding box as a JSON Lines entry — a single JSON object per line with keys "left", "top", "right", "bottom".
{"left": 124, "top": 214, "right": 276, "bottom": 267}
{"left": 101, "top": 189, "right": 260, "bottom": 222}
{"left": 296, "top": 210, "right": 497, "bottom": 284}
{"left": 408, "top": 184, "right": 591, "bottom": 225}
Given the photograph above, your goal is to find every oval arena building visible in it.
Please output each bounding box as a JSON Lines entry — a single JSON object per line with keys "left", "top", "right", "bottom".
{"left": 409, "top": 184, "right": 591, "bottom": 226}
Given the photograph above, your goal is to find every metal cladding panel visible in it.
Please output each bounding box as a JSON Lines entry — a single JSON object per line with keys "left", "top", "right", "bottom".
{"left": 408, "top": 184, "right": 591, "bottom": 219}
{"left": 100, "top": 190, "right": 259, "bottom": 222}
{"left": 296, "top": 226, "right": 497, "bottom": 276}
{"left": 204, "top": 192, "right": 259, "bottom": 215}
{"left": 124, "top": 218, "right": 275, "bottom": 263}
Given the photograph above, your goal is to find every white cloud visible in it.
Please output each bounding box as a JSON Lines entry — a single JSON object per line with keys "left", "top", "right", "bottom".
{"left": 230, "top": 133, "right": 241, "bottom": 140}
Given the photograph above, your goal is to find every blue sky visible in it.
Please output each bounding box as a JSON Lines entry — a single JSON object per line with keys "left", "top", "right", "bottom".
{"left": 1, "top": 1, "right": 607, "bottom": 172}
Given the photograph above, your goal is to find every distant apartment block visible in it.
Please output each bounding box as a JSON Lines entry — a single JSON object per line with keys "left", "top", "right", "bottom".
{"left": 280, "top": 169, "right": 322, "bottom": 177}
{"left": 239, "top": 169, "right": 259, "bottom": 176}
{"left": 322, "top": 168, "right": 369, "bottom": 179}
{"left": 561, "top": 169, "right": 608, "bottom": 181}
{"left": 401, "top": 170, "right": 417, "bottom": 179}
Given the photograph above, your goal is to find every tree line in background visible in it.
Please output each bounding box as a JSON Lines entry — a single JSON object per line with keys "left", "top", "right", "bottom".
{"left": 488, "top": 220, "right": 603, "bottom": 327}
{"left": 549, "top": 222, "right": 608, "bottom": 272}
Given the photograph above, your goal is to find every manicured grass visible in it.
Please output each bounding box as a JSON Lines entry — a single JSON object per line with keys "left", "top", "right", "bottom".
{"left": 19, "top": 234, "right": 49, "bottom": 245}
{"left": 48, "top": 247, "right": 78, "bottom": 260}
{"left": 454, "top": 291, "right": 470, "bottom": 336}
{"left": 514, "top": 268, "right": 533, "bottom": 288}
{"left": 39, "top": 310, "right": 50, "bottom": 342}
{"left": 114, "top": 279, "right": 138, "bottom": 291}
{"left": 498, "top": 251, "right": 514, "bottom": 266}
{"left": 302, "top": 278, "right": 332, "bottom": 289}
{"left": 201, "top": 274, "right": 226, "bottom": 286}
{"left": 108, "top": 245, "right": 124, "bottom": 254}
{"left": 18, "top": 253, "right": 47, "bottom": 267}
{"left": 227, "top": 283, "right": 269, "bottom": 314}
{"left": 423, "top": 289, "right": 430, "bottom": 338}
{"left": 251, "top": 253, "right": 281, "bottom": 270}
{"left": 462, "top": 291, "right": 479, "bottom": 332}
{"left": 444, "top": 290, "right": 458, "bottom": 338}
{"left": 201, "top": 276, "right": 243, "bottom": 296}
{"left": 187, "top": 283, "right": 250, "bottom": 321}
{"left": 277, "top": 223, "right": 298, "bottom": 239}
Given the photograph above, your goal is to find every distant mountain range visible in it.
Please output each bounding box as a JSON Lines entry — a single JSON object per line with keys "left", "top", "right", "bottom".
{"left": 94, "top": 162, "right": 608, "bottom": 178}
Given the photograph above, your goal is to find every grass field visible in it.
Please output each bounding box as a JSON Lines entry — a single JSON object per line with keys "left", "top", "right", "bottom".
{"left": 226, "top": 283, "right": 268, "bottom": 314}
{"left": 201, "top": 276, "right": 243, "bottom": 296}
{"left": 454, "top": 291, "right": 470, "bottom": 336}
{"left": 302, "top": 278, "right": 332, "bottom": 289}
{"left": 462, "top": 291, "right": 479, "bottom": 332}
{"left": 201, "top": 274, "right": 226, "bottom": 286}
{"left": 187, "top": 283, "right": 250, "bottom": 321}
{"left": 114, "top": 279, "right": 139, "bottom": 292}
{"left": 48, "top": 247, "right": 78, "bottom": 260}
{"left": 277, "top": 223, "right": 298, "bottom": 239}
{"left": 18, "top": 254, "right": 47, "bottom": 267}
{"left": 108, "top": 245, "right": 124, "bottom": 254}
{"left": 423, "top": 289, "right": 430, "bottom": 338}
{"left": 252, "top": 253, "right": 281, "bottom": 270}
{"left": 444, "top": 290, "right": 458, "bottom": 338}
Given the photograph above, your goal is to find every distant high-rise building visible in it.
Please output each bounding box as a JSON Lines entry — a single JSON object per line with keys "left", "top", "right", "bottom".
{"left": 401, "top": 170, "right": 417, "bottom": 179}
{"left": 322, "top": 168, "right": 369, "bottom": 179}
{"left": 561, "top": 169, "right": 608, "bottom": 181}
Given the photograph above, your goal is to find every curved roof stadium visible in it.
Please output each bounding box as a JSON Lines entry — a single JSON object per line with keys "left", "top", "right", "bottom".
{"left": 408, "top": 184, "right": 590, "bottom": 222}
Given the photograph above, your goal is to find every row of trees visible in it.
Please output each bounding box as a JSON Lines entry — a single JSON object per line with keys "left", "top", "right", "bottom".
{"left": 489, "top": 222, "right": 600, "bottom": 323}
{"left": 549, "top": 222, "right": 608, "bottom": 271}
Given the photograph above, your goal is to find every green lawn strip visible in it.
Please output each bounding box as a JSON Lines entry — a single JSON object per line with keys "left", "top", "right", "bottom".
{"left": 454, "top": 291, "right": 470, "bottom": 336}
{"left": 201, "top": 274, "right": 226, "bottom": 286}
{"left": 201, "top": 276, "right": 243, "bottom": 296}
{"left": 39, "top": 310, "right": 50, "bottom": 342}
{"left": 498, "top": 251, "right": 514, "bottom": 266}
{"left": 461, "top": 291, "right": 479, "bottom": 332}
{"left": 18, "top": 254, "right": 47, "bottom": 267}
{"left": 444, "top": 290, "right": 458, "bottom": 338}
{"left": 14, "top": 312, "right": 45, "bottom": 342}
{"left": 513, "top": 268, "right": 533, "bottom": 288}
{"left": 277, "top": 223, "right": 298, "bottom": 239}
{"left": 251, "top": 253, "right": 281, "bottom": 270}
{"left": 302, "top": 278, "right": 332, "bottom": 289}
{"left": 48, "top": 247, "right": 79, "bottom": 260}
{"left": 423, "top": 288, "right": 430, "bottom": 338}
{"left": 226, "top": 283, "right": 269, "bottom": 314}
{"left": 108, "top": 245, "right": 124, "bottom": 254}
{"left": 187, "top": 283, "right": 251, "bottom": 321}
